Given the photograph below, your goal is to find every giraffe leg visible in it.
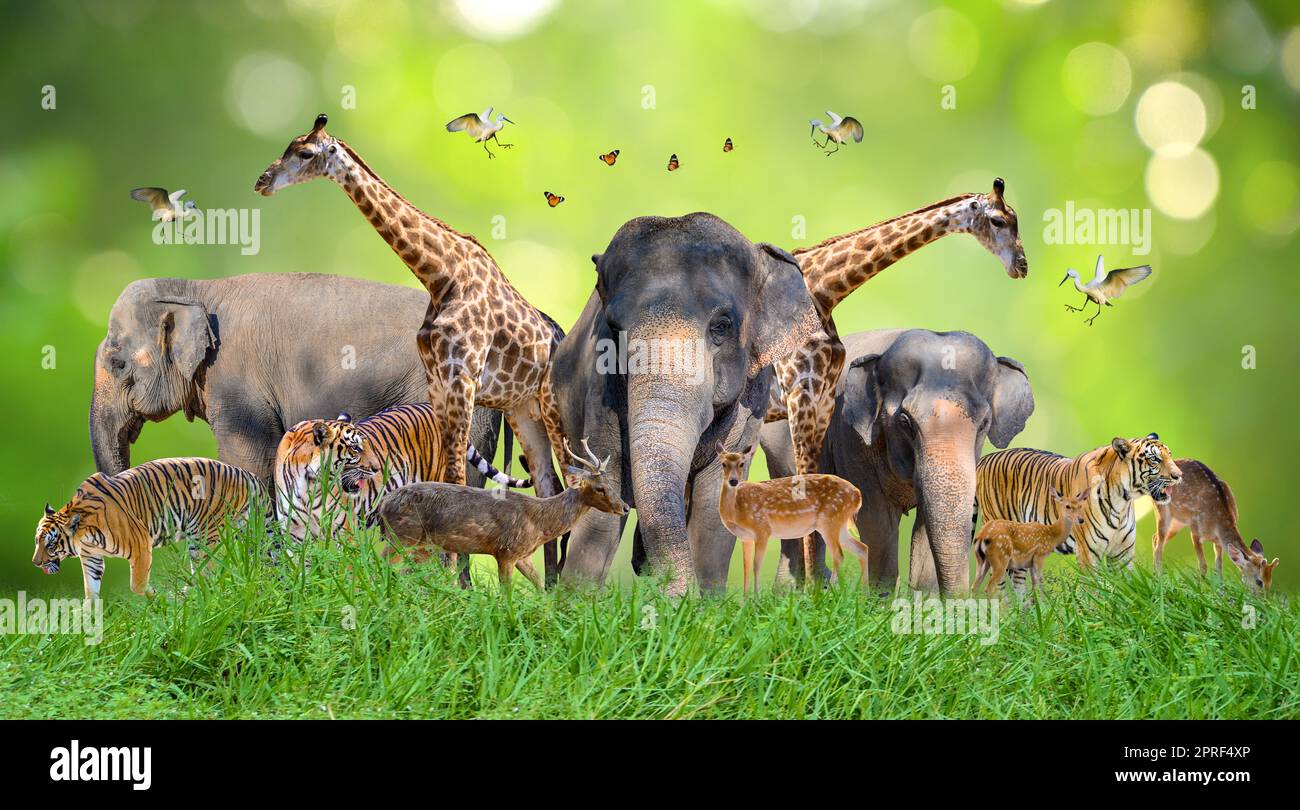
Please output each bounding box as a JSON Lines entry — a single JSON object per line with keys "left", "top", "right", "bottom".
{"left": 508, "top": 407, "right": 566, "bottom": 588}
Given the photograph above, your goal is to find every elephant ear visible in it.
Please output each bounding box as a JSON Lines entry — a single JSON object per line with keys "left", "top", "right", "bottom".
{"left": 989, "top": 355, "right": 1033, "bottom": 448}
{"left": 156, "top": 298, "right": 215, "bottom": 380}
{"left": 840, "top": 353, "right": 882, "bottom": 446}
{"left": 749, "top": 243, "right": 821, "bottom": 375}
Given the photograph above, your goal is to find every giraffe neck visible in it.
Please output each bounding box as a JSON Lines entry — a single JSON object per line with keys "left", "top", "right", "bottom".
{"left": 796, "top": 195, "right": 979, "bottom": 316}
{"left": 326, "top": 140, "right": 479, "bottom": 296}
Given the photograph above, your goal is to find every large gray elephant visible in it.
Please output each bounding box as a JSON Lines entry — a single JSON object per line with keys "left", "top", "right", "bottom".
{"left": 760, "top": 329, "right": 1034, "bottom": 595}
{"left": 91, "top": 272, "right": 502, "bottom": 488}
{"left": 549, "top": 213, "right": 826, "bottom": 594}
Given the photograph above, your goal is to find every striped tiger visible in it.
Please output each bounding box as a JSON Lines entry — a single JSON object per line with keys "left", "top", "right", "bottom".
{"left": 974, "top": 433, "right": 1182, "bottom": 588}
{"left": 273, "top": 403, "right": 531, "bottom": 543}
{"left": 33, "top": 458, "right": 264, "bottom": 598}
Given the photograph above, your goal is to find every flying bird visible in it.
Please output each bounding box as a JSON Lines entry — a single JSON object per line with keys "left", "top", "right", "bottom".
{"left": 543, "top": 191, "right": 564, "bottom": 207}
{"left": 130, "top": 187, "right": 195, "bottom": 222}
{"left": 723, "top": 137, "right": 734, "bottom": 152}
{"left": 667, "top": 153, "right": 680, "bottom": 171}
{"left": 445, "top": 106, "right": 515, "bottom": 158}
{"left": 598, "top": 149, "right": 619, "bottom": 166}
{"left": 809, "top": 110, "right": 864, "bottom": 155}
{"left": 1059, "top": 255, "right": 1153, "bottom": 326}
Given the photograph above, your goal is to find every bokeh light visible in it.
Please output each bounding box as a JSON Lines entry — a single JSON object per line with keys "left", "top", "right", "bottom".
{"left": 1061, "top": 42, "right": 1132, "bottom": 116}
{"left": 1145, "top": 147, "right": 1219, "bottom": 219}
{"left": 225, "top": 52, "right": 312, "bottom": 138}
{"left": 449, "top": 0, "right": 561, "bottom": 40}
{"left": 1134, "top": 81, "right": 1206, "bottom": 157}
{"left": 908, "top": 8, "right": 979, "bottom": 82}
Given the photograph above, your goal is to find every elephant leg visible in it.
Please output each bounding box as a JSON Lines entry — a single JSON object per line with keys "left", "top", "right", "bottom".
{"left": 463, "top": 406, "right": 501, "bottom": 490}
{"left": 211, "top": 416, "right": 281, "bottom": 485}
{"left": 507, "top": 408, "right": 566, "bottom": 587}
{"left": 856, "top": 505, "right": 901, "bottom": 595}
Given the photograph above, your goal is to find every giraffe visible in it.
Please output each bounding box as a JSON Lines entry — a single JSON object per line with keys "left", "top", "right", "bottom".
{"left": 771, "top": 178, "right": 1028, "bottom": 584}
{"left": 255, "top": 114, "right": 571, "bottom": 582}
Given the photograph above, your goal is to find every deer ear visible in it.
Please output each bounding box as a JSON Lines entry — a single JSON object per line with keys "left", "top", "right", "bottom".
{"left": 1250, "top": 538, "right": 1264, "bottom": 554}
{"left": 714, "top": 441, "right": 726, "bottom": 455}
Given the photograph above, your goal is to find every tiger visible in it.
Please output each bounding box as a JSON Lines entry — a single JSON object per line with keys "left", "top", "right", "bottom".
{"left": 273, "top": 403, "right": 531, "bottom": 543}
{"left": 974, "top": 433, "right": 1182, "bottom": 589}
{"left": 33, "top": 458, "right": 265, "bottom": 598}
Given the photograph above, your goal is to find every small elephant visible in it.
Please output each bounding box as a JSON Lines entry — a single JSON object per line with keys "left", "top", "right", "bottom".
{"left": 760, "top": 329, "right": 1034, "bottom": 595}
{"left": 90, "top": 273, "right": 504, "bottom": 488}
{"left": 549, "top": 212, "right": 826, "bottom": 594}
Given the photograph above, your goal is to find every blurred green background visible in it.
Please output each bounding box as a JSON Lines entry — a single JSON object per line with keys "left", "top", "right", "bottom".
{"left": 2, "top": 0, "right": 1297, "bottom": 594}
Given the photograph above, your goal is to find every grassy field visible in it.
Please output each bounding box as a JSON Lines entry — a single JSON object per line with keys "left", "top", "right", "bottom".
{"left": 2, "top": 516, "right": 1296, "bottom": 720}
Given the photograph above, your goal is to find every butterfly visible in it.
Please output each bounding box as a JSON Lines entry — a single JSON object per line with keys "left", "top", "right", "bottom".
{"left": 723, "top": 137, "right": 733, "bottom": 152}
{"left": 667, "top": 153, "right": 680, "bottom": 172}
{"left": 543, "top": 191, "right": 564, "bottom": 207}
{"left": 598, "top": 149, "right": 619, "bottom": 166}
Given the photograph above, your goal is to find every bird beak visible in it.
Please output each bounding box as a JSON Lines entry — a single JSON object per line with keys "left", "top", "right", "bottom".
{"left": 503, "top": 117, "right": 515, "bottom": 125}
{"left": 1058, "top": 273, "right": 1070, "bottom": 287}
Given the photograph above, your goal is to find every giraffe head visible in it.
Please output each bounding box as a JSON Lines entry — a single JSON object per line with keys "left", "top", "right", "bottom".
{"left": 963, "top": 178, "right": 1027, "bottom": 279}
{"left": 254, "top": 113, "right": 344, "bottom": 196}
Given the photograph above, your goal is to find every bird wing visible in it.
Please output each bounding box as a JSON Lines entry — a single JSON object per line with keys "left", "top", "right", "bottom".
{"left": 1098, "top": 265, "right": 1152, "bottom": 299}
{"left": 168, "top": 189, "right": 187, "bottom": 204}
{"left": 837, "top": 116, "right": 865, "bottom": 143}
{"left": 130, "top": 187, "right": 169, "bottom": 209}
{"left": 1091, "top": 254, "right": 1107, "bottom": 284}
{"left": 446, "top": 113, "right": 485, "bottom": 136}
{"left": 825, "top": 110, "right": 843, "bottom": 126}
{"left": 481, "top": 106, "right": 493, "bottom": 121}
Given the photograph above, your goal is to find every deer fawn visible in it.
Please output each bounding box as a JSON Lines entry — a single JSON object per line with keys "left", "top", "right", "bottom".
{"left": 716, "top": 443, "right": 869, "bottom": 592}
{"left": 1153, "top": 458, "right": 1278, "bottom": 591}
{"left": 972, "top": 488, "right": 1089, "bottom": 595}
{"left": 378, "top": 439, "right": 627, "bottom": 591}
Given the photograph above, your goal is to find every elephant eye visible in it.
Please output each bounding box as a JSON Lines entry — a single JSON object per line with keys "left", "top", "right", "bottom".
{"left": 895, "top": 410, "right": 913, "bottom": 432}
{"left": 709, "top": 316, "right": 733, "bottom": 344}
{"left": 109, "top": 356, "right": 126, "bottom": 373}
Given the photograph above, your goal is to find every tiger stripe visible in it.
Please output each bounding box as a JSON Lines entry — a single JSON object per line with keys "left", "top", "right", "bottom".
{"left": 33, "top": 458, "right": 265, "bottom": 598}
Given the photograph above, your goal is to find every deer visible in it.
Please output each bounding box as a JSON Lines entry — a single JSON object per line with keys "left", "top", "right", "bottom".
{"left": 1153, "top": 458, "right": 1279, "bottom": 592}
{"left": 716, "top": 443, "right": 870, "bottom": 593}
{"left": 972, "top": 488, "right": 1090, "bottom": 595}
{"left": 377, "top": 439, "right": 628, "bottom": 591}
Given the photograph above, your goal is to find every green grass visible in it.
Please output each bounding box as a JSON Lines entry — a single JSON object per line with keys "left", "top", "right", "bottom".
{"left": 2, "top": 517, "right": 1296, "bottom": 719}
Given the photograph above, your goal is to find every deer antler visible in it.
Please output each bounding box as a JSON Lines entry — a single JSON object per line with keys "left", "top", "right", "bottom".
{"left": 564, "top": 438, "right": 600, "bottom": 473}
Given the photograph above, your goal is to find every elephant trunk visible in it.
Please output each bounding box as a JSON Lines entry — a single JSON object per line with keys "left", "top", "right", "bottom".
{"left": 89, "top": 370, "right": 137, "bottom": 475}
{"left": 913, "top": 401, "right": 979, "bottom": 596}
{"left": 626, "top": 348, "right": 712, "bottom": 596}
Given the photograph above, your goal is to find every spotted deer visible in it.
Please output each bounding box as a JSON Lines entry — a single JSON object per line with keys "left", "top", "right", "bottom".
{"left": 716, "top": 444, "right": 869, "bottom": 593}
{"left": 972, "top": 488, "right": 1090, "bottom": 595}
{"left": 1153, "top": 458, "right": 1278, "bottom": 592}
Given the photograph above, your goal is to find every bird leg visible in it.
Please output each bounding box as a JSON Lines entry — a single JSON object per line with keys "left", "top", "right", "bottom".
{"left": 493, "top": 134, "right": 513, "bottom": 150}
{"left": 824, "top": 140, "right": 840, "bottom": 156}
{"left": 1084, "top": 300, "right": 1103, "bottom": 326}
{"left": 1064, "top": 295, "right": 1088, "bottom": 313}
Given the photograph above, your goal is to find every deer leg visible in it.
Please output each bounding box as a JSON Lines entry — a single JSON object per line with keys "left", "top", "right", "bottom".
{"left": 1191, "top": 532, "right": 1208, "bottom": 576}
{"left": 515, "top": 557, "right": 544, "bottom": 591}
{"left": 496, "top": 556, "right": 514, "bottom": 592}
{"left": 837, "top": 524, "right": 870, "bottom": 589}
{"left": 741, "top": 539, "right": 754, "bottom": 595}
{"left": 752, "top": 536, "right": 769, "bottom": 594}
{"left": 1212, "top": 539, "right": 1224, "bottom": 576}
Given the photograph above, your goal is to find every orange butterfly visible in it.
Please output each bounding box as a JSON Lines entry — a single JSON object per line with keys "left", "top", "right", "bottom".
{"left": 598, "top": 149, "right": 619, "bottom": 166}
{"left": 723, "top": 137, "right": 733, "bottom": 152}
{"left": 667, "top": 153, "right": 680, "bottom": 171}
{"left": 543, "top": 191, "right": 564, "bottom": 207}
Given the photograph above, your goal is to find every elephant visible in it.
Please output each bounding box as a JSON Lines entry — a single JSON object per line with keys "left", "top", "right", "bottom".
{"left": 91, "top": 272, "right": 505, "bottom": 490}
{"left": 549, "top": 212, "right": 826, "bottom": 594}
{"left": 759, "top": 329, "right": 1034, "bottom": 595}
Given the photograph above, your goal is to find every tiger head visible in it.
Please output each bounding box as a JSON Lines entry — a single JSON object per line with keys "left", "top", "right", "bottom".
{"left": 1110, "top": 433, "right": 1181, "bottom": 504}
{"left": 33, "top": 502, "right": 85, "bottom": 574}
{"left": 277, "top": 413, "right": 378, "bottom": 496}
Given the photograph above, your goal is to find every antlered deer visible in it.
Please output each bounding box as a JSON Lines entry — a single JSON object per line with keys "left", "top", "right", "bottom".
{"left": 378, "top": 439, "right": 627, "bottom": 591}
